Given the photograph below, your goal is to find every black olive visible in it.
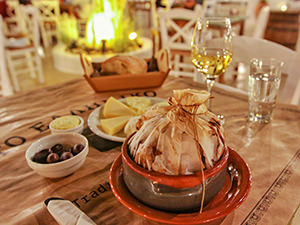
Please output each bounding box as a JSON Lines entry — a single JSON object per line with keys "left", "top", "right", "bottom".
{"left": 46, "top": 153, "right": 60, "bottom": 163}
{"left": 60, "top": 152, "right": 73, "bottom": 161}
{"left": 51, "top": 144, "right": 64, "bottom": 156}
{"left": 32, "top": 149, "right": 52, "bottom": 163}
{"left": 71, "top": 144, "right": 85, "bottom": 155}
{"left": 62, "top": 144, "right": 73, "bottom": 152}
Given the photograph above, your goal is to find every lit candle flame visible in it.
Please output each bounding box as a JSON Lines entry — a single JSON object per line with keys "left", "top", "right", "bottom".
{"left": 129, "top": 32, "right": 137, "bottom": 40}
{"left": 86, "top": 0, "right": 115, "bottom": 48}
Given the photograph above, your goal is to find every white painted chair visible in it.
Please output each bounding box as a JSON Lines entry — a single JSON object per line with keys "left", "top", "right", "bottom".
{"left": 243, "top": 0, "right": 270, "bottom": 39}
{"left": 0, "top": 16, "right": 14, "bottom": 96}
{"left": 4, "top": 0, "right": 26, "bottom": 36}
{"left": 252, "top": 6, "right": 270, "bottom": 39}
{"left": 157, "top": 7, "right": 205, "bottom": 81}
{"left": 32, "top": 0, "right": 60, "bottom": 48}
{"left": 243, "top": 0, "right": 259, "bottom": 36}
{"left": 5, "top": 5, "right": 44, "bottom": 92}
{"left": 214, "top": 36, "right": 300, "bottom": 105}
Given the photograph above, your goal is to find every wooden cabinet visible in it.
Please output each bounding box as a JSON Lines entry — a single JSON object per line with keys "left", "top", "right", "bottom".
{"left": 264, "top": 10, "right": 300, "bottom": 50}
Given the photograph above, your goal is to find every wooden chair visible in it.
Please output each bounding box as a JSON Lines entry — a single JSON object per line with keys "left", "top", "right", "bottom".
{"left": 0, "top": 16, "right": 14, "bottom": 96}
{"left": 32, "top": 0, "right": 60, "bottom": 48}
{"left": 4, "top": 0, "right": 26, "bottom": 36}
{"left": 214, "top": 36, "right": 300, "bottom": 105}
{"left": 5, "top": 5, "right": 44, "bottom": 92}
{"left": 157, "top": 7, "right": 205, "bottom": 81}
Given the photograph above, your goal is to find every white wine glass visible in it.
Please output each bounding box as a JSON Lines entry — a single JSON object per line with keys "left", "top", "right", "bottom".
{"left": 191, "top": 17, "right": 233, "bottom": 111}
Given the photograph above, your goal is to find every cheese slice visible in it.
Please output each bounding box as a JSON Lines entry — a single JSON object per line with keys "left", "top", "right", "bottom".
{"left": 100, "top": 116, "right": 132, "bottom": 135}
{"left": 125, "top": 97, "right": 151, "bottom": 115}
{"left": 103, "top": 97, "right": 136, "bottom": 118}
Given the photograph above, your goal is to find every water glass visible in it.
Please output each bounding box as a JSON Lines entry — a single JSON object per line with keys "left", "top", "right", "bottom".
{"left": 248, "top": 58, "right": 283, "bottom": 123}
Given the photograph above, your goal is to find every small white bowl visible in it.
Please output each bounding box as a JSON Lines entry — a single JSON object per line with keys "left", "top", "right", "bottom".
{"left": 49, "top": 116, "right": 84, "bottom": 134}
{"left": 25, "top": 133, "right": 89, "bottom": 178}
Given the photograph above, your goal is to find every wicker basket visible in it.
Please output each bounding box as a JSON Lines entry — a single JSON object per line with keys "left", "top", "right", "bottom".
{"left": 81, "top": 50, "right": 170, "bottom": 92}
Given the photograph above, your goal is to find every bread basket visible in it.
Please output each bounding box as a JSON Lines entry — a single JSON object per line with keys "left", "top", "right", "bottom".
{"left": 81, "top": 50, "right": 170, "bottom": 92}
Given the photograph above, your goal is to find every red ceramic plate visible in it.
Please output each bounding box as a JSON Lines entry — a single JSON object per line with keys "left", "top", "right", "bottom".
{"left": 109, "top": 149, "right": 251, "bottom": 225}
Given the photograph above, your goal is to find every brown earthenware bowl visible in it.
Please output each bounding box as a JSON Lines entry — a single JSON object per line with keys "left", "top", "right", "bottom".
{"left": 121, "top": 136, "right": 229, "bottom": 212}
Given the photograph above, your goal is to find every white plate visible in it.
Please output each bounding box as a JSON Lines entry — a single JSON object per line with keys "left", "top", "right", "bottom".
{"left": 87, "top": 97, "right": 166, "bottom": 142}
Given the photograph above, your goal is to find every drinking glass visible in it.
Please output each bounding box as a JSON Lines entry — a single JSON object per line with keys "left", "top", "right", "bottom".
{"left": 248, "top": 58, "right": 283, "bottom": 123}
{"left": 191, "top": 17, "right": 233, "bottom": 109}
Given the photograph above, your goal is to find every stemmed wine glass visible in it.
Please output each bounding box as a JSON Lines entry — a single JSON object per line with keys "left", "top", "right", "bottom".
{"left": 191, "top": 17, "right": 233, "bottom": 111}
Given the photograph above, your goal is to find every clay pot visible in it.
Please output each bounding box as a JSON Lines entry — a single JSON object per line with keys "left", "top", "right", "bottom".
{"left": 121, "top": 137, "right": 229, "bottom": 212}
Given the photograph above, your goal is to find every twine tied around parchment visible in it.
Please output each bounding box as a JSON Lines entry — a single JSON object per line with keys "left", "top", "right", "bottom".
{"left": 167, "top": 95, "right": 212, "bottom": 213}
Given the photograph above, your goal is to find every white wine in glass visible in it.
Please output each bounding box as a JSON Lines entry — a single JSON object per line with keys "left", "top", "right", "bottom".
{"left": 191, "top": 17, "right": 233, "bottom": 110}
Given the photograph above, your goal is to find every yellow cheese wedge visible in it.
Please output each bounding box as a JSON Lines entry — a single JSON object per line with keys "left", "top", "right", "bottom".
{"left": 125, "top": 97, "right": 151, "bottom": 115}
{"left": 100, "top": 116, "right": 132, "bottom": 135}
{"left": 103, "top": 97, "right": 136, "bottom": 118}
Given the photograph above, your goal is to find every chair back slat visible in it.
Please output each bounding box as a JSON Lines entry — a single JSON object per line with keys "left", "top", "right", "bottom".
{"left": 32, "top": 0, "right": 60, "bottom": 47}
{"left": 157, "top": 7, "right": 205, "bottom": 80}
{"left": 19, "top": 6, "right": 41, "bottom": 49}
{"left": 4, "top": 0, "right": 26, "bottom": 35}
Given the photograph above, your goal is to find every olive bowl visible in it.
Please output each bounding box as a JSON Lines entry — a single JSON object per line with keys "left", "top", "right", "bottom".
{"left": 25, "top": 133, "right": 89, "bottom": 178}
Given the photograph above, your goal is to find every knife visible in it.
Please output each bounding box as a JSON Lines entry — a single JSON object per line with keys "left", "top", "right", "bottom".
{"left": 45, "top": 197, "right": 97, "bottom": 225}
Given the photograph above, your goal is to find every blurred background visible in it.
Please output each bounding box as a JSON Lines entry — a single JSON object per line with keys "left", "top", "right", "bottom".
{"left": 0, "top": 0, "right": 299, "bottom": 104}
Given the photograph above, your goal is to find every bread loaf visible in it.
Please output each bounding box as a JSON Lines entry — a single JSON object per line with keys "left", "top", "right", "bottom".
{"left": 155, "top": 49, "right": 169, "bottom": 73}
{"left": 101, "top": 55, "right": 147, "bottom": 75}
